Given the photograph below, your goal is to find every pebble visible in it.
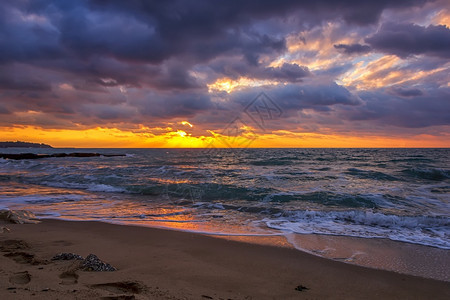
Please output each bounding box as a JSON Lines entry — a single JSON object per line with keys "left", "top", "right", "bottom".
{"left": 81, "top": 254, "right": 116, "bottom": 271}
{"left": 52, "top": 253, "right": 84, "bottom": 261}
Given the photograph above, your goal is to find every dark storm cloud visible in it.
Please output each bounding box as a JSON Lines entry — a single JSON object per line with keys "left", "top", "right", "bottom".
{"left": 209, "top": 60, "right": 310, "bottom": 82}
{"left": 0, "top": 76, "right": 51, "bottom": 92}
{"left": 263, "top": 64, "right": 310, "bottom": 82}
{"left": 0, "top": 105, "right": 10, "bottom": 114}
{"left": 134, "top": 92, "right": 213, "bottom": 119}
{"left": 0, "top": 0, "right": 287, "bottom": 66}
{"left": 88, "top": 0, "right": 431, "bottom": 28}
{"left": 0, "top": 0, "right": 446, "bottom": 134}
{"left": 231, "top": 82, "right": 361, "bottom": 114}
{"left": 80, "top": 103, "right": 136, "bottom": 121}
{"left": 0, "top": 0, "right": 434, "bottom": 65}
{"left": 365, "top": 23, "right": 450, "bottom": 58}
{"left": 334, "top": 43, "right": 372, "bottom": 54}
{"left": 274, "top": 83, "right": 362, "bottom": 110}
{"left": 180, "top": 81, "right": 364, "bottom": 132}
{"left": 389, "top": 86, "right": 424, "bottom": 97}
{"left": 0, "top": 3, "right": 62, "bottom": 64}
{"left": 343, "top": 87, "right": 450, "bottom": 128}
{"left": 313, "top": 63, "right": 354, "bottom": 77}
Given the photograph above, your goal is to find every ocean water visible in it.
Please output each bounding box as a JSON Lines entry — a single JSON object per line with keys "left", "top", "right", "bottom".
{"left": 0, "top": 148, "right": 449, "bottom": 251}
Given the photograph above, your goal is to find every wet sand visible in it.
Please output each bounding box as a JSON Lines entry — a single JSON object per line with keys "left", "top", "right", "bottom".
{"left": 1, "top": 219, "right": 449, "bottom": 299}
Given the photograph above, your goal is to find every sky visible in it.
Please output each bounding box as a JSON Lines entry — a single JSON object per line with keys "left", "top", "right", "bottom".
{"left": 0, "top": 0, "right": 449, "bottom": 148}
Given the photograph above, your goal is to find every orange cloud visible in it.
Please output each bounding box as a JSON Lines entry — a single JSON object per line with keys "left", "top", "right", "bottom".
{"left": 1, "top": 126, "right": 448, "bottom": 148}
{"left": 432, "top": 8, "right": 450, "bottom": 27}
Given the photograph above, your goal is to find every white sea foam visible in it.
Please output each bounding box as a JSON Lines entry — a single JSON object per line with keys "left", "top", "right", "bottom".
{"left": 40, "top": 180, "right": 126, "bottom": 193}
{"left": 0, "top": 194, "right": 84, "bottom": 204}
{"left": 265, "top": 210, "right": 450, "bottom": 249}
{"left": 86, "top": 184, "right": 126, "bottom": 193}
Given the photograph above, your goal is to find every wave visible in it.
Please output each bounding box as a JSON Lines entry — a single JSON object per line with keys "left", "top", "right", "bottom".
{"left": 345, "top": 168, "right": 398, "bottom": 181}
{"left": 2, "top": 168, "right": 409, "bottom": 210}
{"left": 0, "top": 194, "right": 85, "bottom": 205}
{"left": 0, "top": 174, "right": 13, "bottom": 182}
{"left": 249, "top": 158, "right": 296, "bottom": 166}
{"left": 312, "top": 167, "right": 332, "bottom": 171}
{"left": 41, "top": 180, "right": 127, "bottom": 193}
{"left": 265, "top": 210, "right": 450, "bottom": 249}
{"left": 87, "top": 184, "right": 127, "bottom": 193}
{"left": 263, "top": 191, "right": 380, "bottom": 208}
{"left": 35, "top": 178, "right": 276, "bottom": 203}
{"left": 402, "top": 167, "right": 449, "bottom": 181}
{"left": 153, "top": 182, "right": 275, "bottom": 202}
{"left": 192, "top": 201, "right": 284, "bottom": 216}
{"left": 388, "top": 158, "right": 433, "bottom": 163}
{"left": 430, "top": 186, "right": 450, "bottom": 194}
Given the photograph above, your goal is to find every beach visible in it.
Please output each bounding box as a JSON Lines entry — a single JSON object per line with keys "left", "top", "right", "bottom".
{"left": 1, "top": 148, "right": 449, "bottom": 298}
{"left": 1, "top": 219, "right": 449, "bottom": 300}
{"left": 2, "top": 0, "right": 449, "bottom": 297}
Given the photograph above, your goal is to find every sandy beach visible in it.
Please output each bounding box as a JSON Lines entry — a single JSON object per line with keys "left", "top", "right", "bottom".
{"left": 0, "top": 219, "right": 449, "bottom": 300}
{"left": 1, "top": 0, "right": 449, "bottom": 297}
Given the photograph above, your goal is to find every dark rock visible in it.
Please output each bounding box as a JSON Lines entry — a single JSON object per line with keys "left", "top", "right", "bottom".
{"left": 81, "top": 254, "right": 116, "bottom": 272}
{"left": 0, "top": 210, "right": 40, "bottom": 224}
{"left": 68, "top": 153, "right": 101, "bottom": 157}
{"left": 0, "top": 152, "right": 126, "bottom": 160}
{"left": 295, "top": 285, "right": 309, "bottom": 291}
{"left": 52, "top": 253, "right": 84, "bottom": 261}
{"left": 0, "top": 153, "right": 45, "bottom": 160}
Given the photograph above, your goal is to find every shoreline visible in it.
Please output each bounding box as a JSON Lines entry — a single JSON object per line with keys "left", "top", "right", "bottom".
{"left": 38, "top": 216, "right": 450, "bottom": 282}
{"left": 1, "top": 219, "right": 449, "bottom": 299}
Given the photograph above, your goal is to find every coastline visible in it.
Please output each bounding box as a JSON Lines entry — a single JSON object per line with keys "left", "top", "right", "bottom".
{"left": 1, "top": 219, "right": 449, "bottom": 299}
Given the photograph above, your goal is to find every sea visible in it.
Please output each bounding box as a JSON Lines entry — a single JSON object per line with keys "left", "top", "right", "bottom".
{"left": 1, "top": 148, "right": 449, "bottom": 279}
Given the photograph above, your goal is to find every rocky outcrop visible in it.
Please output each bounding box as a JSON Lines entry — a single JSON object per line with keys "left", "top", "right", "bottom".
{"left": 0, "top": 210, "right": 41, "bottom": 224}
{"left": 0, "top": 153, "right": 126, "bottom": 160}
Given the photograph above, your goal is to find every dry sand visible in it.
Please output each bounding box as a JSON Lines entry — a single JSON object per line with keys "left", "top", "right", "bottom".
{"left": 0, "top": 219, "right": 449, "bottom": 299}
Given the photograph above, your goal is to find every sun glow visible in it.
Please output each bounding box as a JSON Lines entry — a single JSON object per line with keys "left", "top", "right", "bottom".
{"left": 207, "top": 77, "right": 280, "bottom": 93}
{"left": 1, "top": 125, "right": 448, "bottom": 148}
{"left": 176, "top": 130, "right": 187, "bottom": 137}
{"left": 180, "top": 121, "right": 193, "bottom": 127}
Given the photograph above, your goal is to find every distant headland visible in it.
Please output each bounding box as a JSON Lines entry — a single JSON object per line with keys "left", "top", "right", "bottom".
{"left": 0, "top": 141, "right": 53, "bottom": 148}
